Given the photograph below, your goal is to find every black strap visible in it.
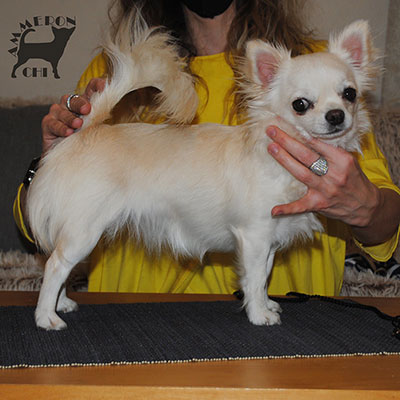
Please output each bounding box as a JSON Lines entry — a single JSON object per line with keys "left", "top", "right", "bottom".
{"left": 23, "top": 156, "right": 41, "bottom": 189}
{"left": 286, "top": 292, "right": 400, "bottom": 340}
{"left": 233, "top": 289, "right": 400, "bottom": 340}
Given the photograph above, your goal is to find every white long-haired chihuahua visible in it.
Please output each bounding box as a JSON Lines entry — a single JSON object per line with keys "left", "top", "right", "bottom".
{"left": 27, "top": 12, "right": 378, "bottom": 330}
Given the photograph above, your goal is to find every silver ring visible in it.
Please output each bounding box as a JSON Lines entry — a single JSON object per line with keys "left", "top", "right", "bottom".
{"left": 309, "top": 156, "right": 328, "bottom": 176}
{"left": 66, "top": 94, "right": 79, "bottom": 112}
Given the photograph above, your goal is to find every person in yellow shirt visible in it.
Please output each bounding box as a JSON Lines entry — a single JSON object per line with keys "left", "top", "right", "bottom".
{"left": 14, "top": 0, "right": 400, "bottom": 297}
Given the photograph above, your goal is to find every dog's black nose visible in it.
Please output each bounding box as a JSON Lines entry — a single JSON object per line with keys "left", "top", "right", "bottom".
{"left": 325, "top": 109, "right": 345, "bottom": 126}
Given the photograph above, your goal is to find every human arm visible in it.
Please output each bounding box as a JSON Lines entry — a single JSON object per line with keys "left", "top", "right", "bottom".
{"left": 266, "top": 125, "right": 400, "bottom": 256}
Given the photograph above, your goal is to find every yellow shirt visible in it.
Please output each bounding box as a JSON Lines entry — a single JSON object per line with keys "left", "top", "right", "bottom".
{"left": 14, "top": 51, "right": 400, "bottom": 296}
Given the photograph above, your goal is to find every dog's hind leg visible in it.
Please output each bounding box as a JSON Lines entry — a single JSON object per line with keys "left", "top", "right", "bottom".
{"left": 35, "top": 233, "right": 100, "bottom": 330}
{"left": 50, "top": 60, "right": 60, "bottom": 79}
{"left": 35, "top": 250, "right": 76, "bottom": 330}
{"left": 235, "top": 228, "right": 281, "bottom": 326}
{"left": 11, "top": 58, "right": 26, "bottom": 78}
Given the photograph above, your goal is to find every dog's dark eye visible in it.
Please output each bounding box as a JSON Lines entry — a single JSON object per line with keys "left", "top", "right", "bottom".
{"left": 343, "top": 87, "right": 357, "bottom": 103}
{"left": 292, "top": 98, "right": 311, "bottom": 114}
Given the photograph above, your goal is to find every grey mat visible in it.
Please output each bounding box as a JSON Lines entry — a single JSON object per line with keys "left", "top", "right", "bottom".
{"left": 0, "top": 297, "right": 399, "bottom": 369}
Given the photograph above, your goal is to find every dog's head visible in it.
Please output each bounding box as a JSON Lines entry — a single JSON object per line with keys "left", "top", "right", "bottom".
{"left": 244, "top": 20, "right": 379, "bottom": 152}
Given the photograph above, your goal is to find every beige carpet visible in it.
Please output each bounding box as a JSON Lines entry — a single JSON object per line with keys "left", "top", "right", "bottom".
{"left": 0, "top": 250, "right": 88, "bottom": 292}
{"left": 0, "top": 250, "right": 399, "bottom": 297}
{"left": 341, "top": 266, "right": 400, "bottom": 297}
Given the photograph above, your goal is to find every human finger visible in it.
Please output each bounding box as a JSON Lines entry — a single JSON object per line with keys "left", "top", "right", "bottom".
{"left": 266, "top": 125, "right": 320, "bottom": 168}
{"left": 60, "top": 94, "right": 90, "bottom": 116}
{"left": 306, "top": 136, "right": 353, "bottom": 167}
{"left": 51, "top": 102, "right": 84, "bottom": 130}
{"left": 271, "top": 194, "right": 315, "bottom": 217}
{"left": 41, "top": 102, "right": 83, "bottom": 154}
{"left": 42, "top": 114, "right": 74, "bottom": 138}
{"left": 267, "top": 140, "right": 322, "bottom": 188}
{"left": 83, "top": 77, "right": 106, "bottom": 99}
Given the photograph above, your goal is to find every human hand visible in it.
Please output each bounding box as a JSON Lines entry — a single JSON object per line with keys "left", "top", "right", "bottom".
{"left": 41, "top": 78, "right": 106, "bottom": 154}
{"left": 266, "top": 125, "right": 381, "bottom": 228}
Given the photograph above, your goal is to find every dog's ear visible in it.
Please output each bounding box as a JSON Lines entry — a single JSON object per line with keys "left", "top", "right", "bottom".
{"left": 245, "top": 40, "right": 290, "bottom": 88}
{"left": 328, "top": 20, "right": 379, "bottom": 89}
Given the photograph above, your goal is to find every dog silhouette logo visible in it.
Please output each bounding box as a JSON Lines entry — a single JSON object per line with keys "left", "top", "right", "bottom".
{"left": 9, "top": 17, "right": 76, "bottom": 79}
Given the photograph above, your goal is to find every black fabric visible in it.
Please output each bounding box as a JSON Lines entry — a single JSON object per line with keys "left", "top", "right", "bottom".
{"left": 180, "top": 0, "right": 233, "bottom": 18}
{"left": 0, "top": 298, "right": 399, "bottom": 369}
{"left": 0, "top": 105, "right": 48, "bottom": 253}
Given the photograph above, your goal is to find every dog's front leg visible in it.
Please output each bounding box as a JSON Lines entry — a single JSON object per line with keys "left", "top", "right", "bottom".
{"left": 57, "top": 286, "right": 79, "bottom": 314}
{"left": 50, "top": 60, "right": 61, "bottom": 79}
{"left": 236, "top": 231, "right": 281, "bottom": 326}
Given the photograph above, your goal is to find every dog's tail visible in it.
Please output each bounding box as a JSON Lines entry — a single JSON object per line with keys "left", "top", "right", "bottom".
{"left": 81, "top": 7, "right": 198, "bottom": 130}
{"left": 18, "top": 28, "right": 35, "bottom": 48}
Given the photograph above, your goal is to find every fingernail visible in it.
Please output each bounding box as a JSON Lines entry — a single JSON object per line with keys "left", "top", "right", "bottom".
{"left": 80, "top": 103, "right": 91, "bottom": 114}
{"left": 72, "top": 118, "right": 82, "bottom": 129}
{"left": 267, "top": 127, "right": 277, "bottom": 138}
{"left": 272, "top": 209, "right": 283, "bottom": 216}
{"left": 268, "top": 143, "right": 279, "bottom": 155}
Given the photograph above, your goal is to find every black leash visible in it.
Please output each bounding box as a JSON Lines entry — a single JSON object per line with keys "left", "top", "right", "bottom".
{"left": 233, "top": 290, "right": 400, "bottom": 340}
{"left": 285, "top": 292, "right": 400, "bottom": 340}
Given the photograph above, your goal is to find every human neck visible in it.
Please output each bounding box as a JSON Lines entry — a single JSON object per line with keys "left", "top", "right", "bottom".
{"left": 183, "top": 2, "right": 236, "bottom": 56}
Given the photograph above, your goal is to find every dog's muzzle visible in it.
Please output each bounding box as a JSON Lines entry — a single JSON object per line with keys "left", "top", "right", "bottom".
{"left": 325, "top": 109, "right": 345, "bottom": 127}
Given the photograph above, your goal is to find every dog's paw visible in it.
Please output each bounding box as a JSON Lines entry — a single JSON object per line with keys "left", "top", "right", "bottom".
{"left": 266, "top": 298, "right": 282, "bottom": 313}
{"left": 57, "top": 297, "right": 78, "bottom": 313}
{"left": 246, "top": 304, "right": 281, "bottom": 326}
{"left": 35, "top": 310, "right": 67, "bottom": 331}
{"left": 250, "top": 310, "right": 281, "bottom": 326}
